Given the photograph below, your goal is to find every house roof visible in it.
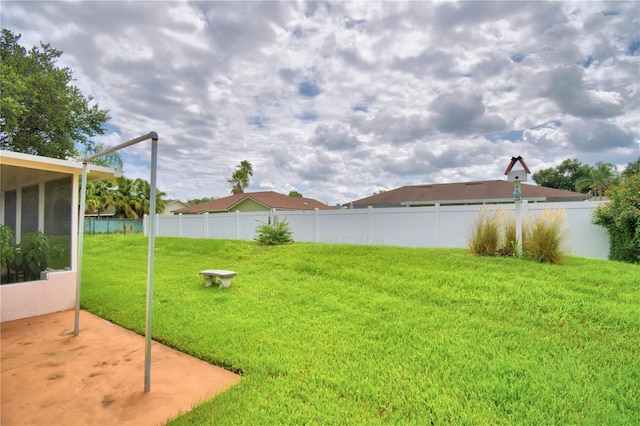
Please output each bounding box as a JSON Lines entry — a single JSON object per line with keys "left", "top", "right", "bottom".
{"left": 1, "top": 150, "right": 121, "bottom": 193}
{"left": 347, "top": 180, "right": 591, "bottom": 208}
{"left": 174, "top": 191, "right": 336, "bottom": 214}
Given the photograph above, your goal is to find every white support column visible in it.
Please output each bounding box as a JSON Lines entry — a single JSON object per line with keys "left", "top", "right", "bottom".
{"left": 15, "top": 188, "right": 22, "bottom": 243}
{"left": 38, "top": 182, "right": 45, "bottom": 232}
{"left": 0, "top": 190, "right": 4, "bottom": 226}
{"left": 70, "top": 174, "right": 80, "bottom": 271}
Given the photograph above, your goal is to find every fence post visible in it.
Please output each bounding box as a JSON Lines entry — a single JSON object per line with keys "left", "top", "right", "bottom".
{"left": 236, "top": 210, "right": 240, "bottom": 240}
{"left": 178, "top": 213, "right": 182, "bottom": 237}
{"left": 314, "top": 208, "right": 319, "bottom": 242}
{"left": 367, "top": 206, "right": 373, "bottom": 245}
{"left": 434, "top": 203, "right": 441, "bottom": 248}
{"left": 204, "top": 212, "right": 209, "bottom": 238}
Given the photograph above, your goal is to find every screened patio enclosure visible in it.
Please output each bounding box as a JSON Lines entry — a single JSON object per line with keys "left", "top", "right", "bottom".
{"left": 0, "top": 150, "right": 119, "bottom": 322}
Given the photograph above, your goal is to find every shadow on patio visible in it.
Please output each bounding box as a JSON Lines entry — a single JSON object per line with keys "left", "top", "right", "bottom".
{"left": 1, "top": 309, "right": 240, "bottom": 425}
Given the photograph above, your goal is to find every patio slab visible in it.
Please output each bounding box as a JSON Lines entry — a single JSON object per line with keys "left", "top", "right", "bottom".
{"left": 1, "top": 309, "right": 240, "bottom": 425}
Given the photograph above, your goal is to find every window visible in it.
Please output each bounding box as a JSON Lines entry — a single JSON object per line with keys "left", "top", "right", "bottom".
{"left": 20, "top": 185, "right": 39, "bottom": 238}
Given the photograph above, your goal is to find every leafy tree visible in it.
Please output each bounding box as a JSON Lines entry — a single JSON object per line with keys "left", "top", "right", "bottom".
{"left": 228, "top": 160, "right": 254, "bottom": 194}
{"left": 288, "top": 191, "right": 303, "bottom": 197}
{"left": 188, "top": 197, "right": 215, "bottom": 205}
{"left": 593, "top": 173, "right": 640, "bottom": 263}
{"left": 532, "top": 159, "right": 593, "bottom": 193}
{"left": 622, "top": 157, "right": 640, "bottom": 177}
{"left": 0, "top": 29, "right": 110, "bottom": 159}
{"left": 576, "top": 161, "right": 619, "bottom": 200}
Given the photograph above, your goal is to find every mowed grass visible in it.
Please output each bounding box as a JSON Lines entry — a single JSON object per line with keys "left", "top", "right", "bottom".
{"left": 81, "top": 235, "right": 639, "bottom": 425}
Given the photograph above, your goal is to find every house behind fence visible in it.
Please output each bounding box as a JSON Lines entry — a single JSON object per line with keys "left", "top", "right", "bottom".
{"left": 145, "top": 201, "right": 609, "bottom": 259}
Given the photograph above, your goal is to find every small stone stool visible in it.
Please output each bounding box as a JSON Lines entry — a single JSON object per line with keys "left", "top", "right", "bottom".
{"left": 199, "top": 270, "right": 237, "bottom": 288}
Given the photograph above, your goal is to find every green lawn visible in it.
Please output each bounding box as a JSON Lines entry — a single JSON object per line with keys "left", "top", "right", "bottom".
{"left": 81, "top": 235, "right": 639, "bottom": 425}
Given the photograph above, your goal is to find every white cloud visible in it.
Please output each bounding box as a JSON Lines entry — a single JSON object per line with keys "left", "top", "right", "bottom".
{"left": 2, "top": 0, "right": 638, "bottom": 205}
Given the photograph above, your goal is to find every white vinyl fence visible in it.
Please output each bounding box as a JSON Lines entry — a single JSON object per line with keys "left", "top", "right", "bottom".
{"left": 144, "top": 201, "right": 610, "bottom": 259}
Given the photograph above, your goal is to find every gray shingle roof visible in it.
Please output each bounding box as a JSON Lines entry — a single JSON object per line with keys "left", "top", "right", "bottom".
{"left": 174, "top": 191, "right": 336, "bottom": 214}
{"left": 347, "top": 180, "right": 590, "bottom": 208}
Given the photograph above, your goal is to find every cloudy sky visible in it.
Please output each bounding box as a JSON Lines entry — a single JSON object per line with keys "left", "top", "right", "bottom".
{"left": 3, "top": 1, "right": 639, "bottom": 205}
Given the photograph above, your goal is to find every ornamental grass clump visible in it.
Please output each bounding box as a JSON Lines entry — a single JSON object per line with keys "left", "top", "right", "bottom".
{"left": 522, "top": 209, "right": 567, "bottom": 264}
{"left": 468, "top": 207, "right": 502, "bottom": 256}
{"left": 498, "top": 217, "right": 518, "bottom": 256}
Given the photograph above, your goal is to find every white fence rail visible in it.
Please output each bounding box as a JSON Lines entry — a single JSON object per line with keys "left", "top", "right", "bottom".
{"left": 144, "top": 201, "right": 610, "bottom": 259}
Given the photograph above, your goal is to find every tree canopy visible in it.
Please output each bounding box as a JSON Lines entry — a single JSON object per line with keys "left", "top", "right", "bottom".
{"left": 0, "top": 28, "right": 110, "bottom": 159}
{"left": 531, "top": 159, "right": 593, "bottom": 193}
{"left": 188, "top": 197, "right": 215, "bottom": 205}
{"left": 622, "top": 157, "right": 640, "bottom": 177}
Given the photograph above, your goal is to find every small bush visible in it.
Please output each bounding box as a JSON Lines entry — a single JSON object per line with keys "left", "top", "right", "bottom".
{"left": 592, "top": 173, "right": 640, "bottom": 263}
{"left": 468, "top": 207, "right": 502, "bottom": 256}
{"left": 255, "top": 215, "right": 293, "bottom": 245}
{"left": 522, "top": 209, "right": 567, "bottom": 264}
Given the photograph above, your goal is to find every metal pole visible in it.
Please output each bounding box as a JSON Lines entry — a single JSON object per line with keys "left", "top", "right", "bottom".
{"left": 73, "top": 131, "right": 158, "bottom": 393}
{"left": 83, "top": 132, "right": 158, "bottom": 162}
{"left": 75, "top": 162, "right": 89, "bottom": 336}
{"left": 144, "top": 137, "right": 158, "bottom": 392}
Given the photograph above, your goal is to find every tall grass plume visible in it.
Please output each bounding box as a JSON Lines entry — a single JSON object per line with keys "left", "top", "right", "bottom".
{"left": 523, "top": 209, "right": 567, "bottom": 264}
{"left": 468, "top": 207, "right": 503, "bottom": 256}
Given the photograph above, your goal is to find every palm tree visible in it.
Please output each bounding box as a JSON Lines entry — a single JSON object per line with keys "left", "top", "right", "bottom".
{"left": 85, "top": 179, "right": 116, "bottom": 218}
{"left": 576, "top": 162, "right": 619, "bottom": 200}
{"left": 112, "top": 177, "right": 167, "bottom": 218}
{"left": 228, "top": 160, "right": 254, "bottom": 194}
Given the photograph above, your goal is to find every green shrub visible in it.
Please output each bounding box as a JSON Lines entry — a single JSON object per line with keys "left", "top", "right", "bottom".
{"left": 254, "top": 215, "right": 293, "bottom": 245}
{"left": 468, "top": 207, "right": 502, "bottom": 256}
{"left": 1, "top": 224, "right": 16, "bottom": 271}
{"left": 0, "top": 227, "right": 63, "bottom": 282}
{"left": 592, "top": 173, "right": 640, "bottom": 263}
{"left": 522, "top": 209, "right": 567, "bottom": 264}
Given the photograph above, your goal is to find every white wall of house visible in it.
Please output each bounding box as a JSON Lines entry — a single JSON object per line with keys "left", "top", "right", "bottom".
{"left": 146, "top": 201, "right": 610, "bottom": 259}
{"left": 0, "top": 270, "right": 76, "bottom": 322}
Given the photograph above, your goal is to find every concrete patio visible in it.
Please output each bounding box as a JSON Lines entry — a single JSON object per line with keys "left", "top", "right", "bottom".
{"left": 1, "top": 309, "right": 240, "bottom": 425}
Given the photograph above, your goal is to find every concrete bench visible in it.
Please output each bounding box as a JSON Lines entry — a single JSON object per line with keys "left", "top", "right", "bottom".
{"left": 199, "top": 270, "right": 237, "bottom": 288}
